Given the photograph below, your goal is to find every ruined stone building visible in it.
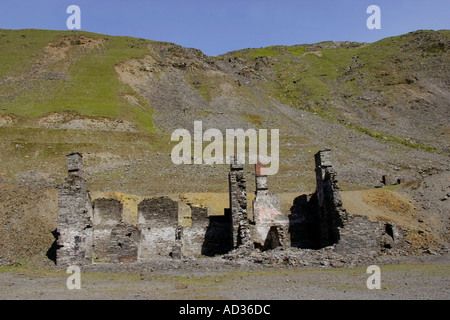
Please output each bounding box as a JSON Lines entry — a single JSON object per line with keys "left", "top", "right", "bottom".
{"left": 56, "top": 150, "right": 405, "bottom": 266}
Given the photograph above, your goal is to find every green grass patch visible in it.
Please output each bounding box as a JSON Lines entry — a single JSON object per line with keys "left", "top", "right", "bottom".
{"left": 239, "top": 112, "right": 264, "bottom": 127}
{"left": 287, "top": 46, "right": 305, "bottom": 56}
{"left": 247, "top": 46, "right": 280, "bottom": 58}
{"left": 345, "top": 123, "right": 437, "bottom": 153}
{"left": 198, "top": 110, "right": 214, "bottom": 117}
{"left": 380, "top": 184, "right": 403, "bottom": 191}
{"left": 0, "top": 29, "right": 62, "bottom": 78}
{"left": 0, "top": 29, "right": 156, "bottom": 133}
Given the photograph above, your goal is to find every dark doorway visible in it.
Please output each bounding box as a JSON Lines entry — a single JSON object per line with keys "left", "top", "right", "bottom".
{"left": 46, "top": 229, "right": 62, "bottom": 263}
{"left": 201, "top": 209, "right": 233, "bottom": 256}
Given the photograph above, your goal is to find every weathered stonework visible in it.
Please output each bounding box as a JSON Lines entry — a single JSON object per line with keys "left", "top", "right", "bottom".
{"left": 92, "top": 198, "right": 122, "bottom": 262}
{"left": 182, "top": 206, "right": 209, "bottom": 257}
{"left": 137, "top": 196, "right": 179, "bottom": 260}
{"left": 252, "top": 162, "right": 290, "bottom": 250}
{"left": 171, "top": 225, "right": 184, "bottom": 260}
{"left": 334, "top": 215, "right": 407, "bottom": 257}
{"left": 108, "top": 221, "right": 140, "bottom": 262}
{"left": 56, "top": 153, "right": 93, "bottom": 266}
{"left": 228, "top": 157, "right": 251, "bottom": 250}
{"left": 312, "top": 150, "right": 406, "bottom": 255}
{"left": 56, "top": 150, "right": 409, "bottom": 267}
{"left": 314, "top": 150, "right": 346, "bottom": 247}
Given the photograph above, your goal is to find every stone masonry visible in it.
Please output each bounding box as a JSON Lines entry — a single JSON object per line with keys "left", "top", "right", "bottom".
{"left": 314, "top": 149, "right": 346, "bottom": 247}
{"left": 252, "top": 162, "right": 290, "bottom": 250}
{"left": 137, "top": 196, "right": 179, "bottom": 260}
{"left": 56, "top": 150, "right": 407, "bottom": 266}
{"left": 228, "top": 156, "right": 251, "bottom": 250}
{"left": 182, "top": 206, "right": 210, "bottom": 257}
{"left": 56, "top": 153, "right": 93, "bottom": 266}
{"left": 92, "top": 198, "right": 122, "bottom": 262}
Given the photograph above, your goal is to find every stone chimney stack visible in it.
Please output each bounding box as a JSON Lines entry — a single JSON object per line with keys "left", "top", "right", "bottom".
{"left": 255, "top": 162, "right": 269, "bottom": 196}
{"left": 314, "top": 149, "right": 333, "bottom": 207}
{"left": 314, "top": 149, "right": 346, "bottom": 247}
{"left": 228, "top": 156, "right": 251, "bottom": 249}
{"left": 56, "top": 153, "right": 93, "bottom": 266}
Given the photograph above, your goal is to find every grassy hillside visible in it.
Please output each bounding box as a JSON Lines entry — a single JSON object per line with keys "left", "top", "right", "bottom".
{"left": 0, "top": 29, "right": 448, "bottom": 195}
{"left": 0, "top": 29, "right": 155, "bottom": 132}
{"left": 221, "top": 30, "right": 449, "bottom": 153}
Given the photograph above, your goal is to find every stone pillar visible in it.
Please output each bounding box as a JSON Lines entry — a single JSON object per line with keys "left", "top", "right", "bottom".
{"left": 56, "top": 153, "right": 93, "bottom": 266}
{"left": 228, "top": 156, "right": 251, "bottom": 249}
{"left": 314, "top": 149, "right": 332, "bottom": 207}
{"left": 314, "top": 150, "right": 346, "bottom": 247}
{"left": 171, "top": 225, "right": 184, "bottom": 259}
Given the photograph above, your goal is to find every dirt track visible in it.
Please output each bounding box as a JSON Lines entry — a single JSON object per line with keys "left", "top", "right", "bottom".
{"left": 0, "top": 254, "right": 448, "bottom": 300}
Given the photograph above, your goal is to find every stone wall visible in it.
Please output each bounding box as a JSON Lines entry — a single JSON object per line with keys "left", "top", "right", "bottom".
{"left": 311, "top": 150, "right": 407, "bottom": 255}
{"left": 109, "top": 221, "right": 140, "bottom": 262}
{"left": 56, "top": 153, "right": 237, "bottom": 264}
{"left": 92, "top": 198, "right": 122, "bottom": 262}
{"left": 335, "top": 215, "right": 407, "bottom": 257}
{"left": 137, "top": 196, "right": 179, "bottom": 259}
{"left": 314, "top": 150, "right": 346, "bottom": 247}
{"left": 182, "top": 206, "right": 209, "bottom": 257}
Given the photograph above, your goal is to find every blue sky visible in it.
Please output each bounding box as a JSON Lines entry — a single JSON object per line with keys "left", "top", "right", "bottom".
{"left": 0, "top": 0, "right": 449, "bottom": 56}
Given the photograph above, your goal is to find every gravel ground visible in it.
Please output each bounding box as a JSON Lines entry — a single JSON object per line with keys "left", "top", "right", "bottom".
{"left": 0, "top": 254, "right": 448, "bottom": 300}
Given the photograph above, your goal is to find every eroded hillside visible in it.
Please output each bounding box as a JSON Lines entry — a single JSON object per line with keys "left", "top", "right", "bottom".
{"left": 0, "top": 29, "right": 448, "bottom": 195}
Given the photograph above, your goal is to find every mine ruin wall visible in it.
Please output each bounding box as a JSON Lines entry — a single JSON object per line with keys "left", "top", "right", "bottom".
{"left": 56, "top": 151, "right": 408, "bottom": 266}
